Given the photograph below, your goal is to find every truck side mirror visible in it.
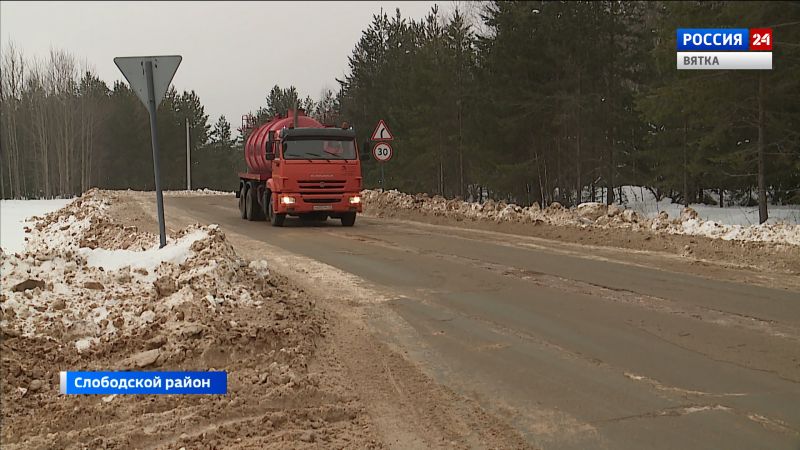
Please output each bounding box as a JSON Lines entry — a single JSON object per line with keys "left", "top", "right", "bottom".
{"left": 266, "top": 131, "right": 276, "bottom": 160}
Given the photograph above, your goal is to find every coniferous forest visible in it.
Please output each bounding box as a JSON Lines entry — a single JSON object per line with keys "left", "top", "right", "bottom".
{"left": 2, "top": 2, "right": 798, "bottom": 223}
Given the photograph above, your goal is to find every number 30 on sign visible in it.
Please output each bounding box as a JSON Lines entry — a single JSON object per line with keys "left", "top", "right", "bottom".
{"left": 372, "top": 142, "right": 393, "bottom": 162}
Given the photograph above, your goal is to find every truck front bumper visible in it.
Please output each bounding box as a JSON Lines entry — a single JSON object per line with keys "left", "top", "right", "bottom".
{"left": 273, "top": 193, "right": 363, "bottom": 215}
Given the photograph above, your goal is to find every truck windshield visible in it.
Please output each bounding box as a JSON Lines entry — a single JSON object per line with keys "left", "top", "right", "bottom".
{"left": 283, "top": 139, "right": 357, "bottom": 160}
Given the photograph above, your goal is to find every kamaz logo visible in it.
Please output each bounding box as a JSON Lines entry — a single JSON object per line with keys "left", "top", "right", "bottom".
{"left": 310, "top": 174, "right": 333, "bottom": 178}
{"left": 320, "top": 182, "right": 326, "bottom": 188}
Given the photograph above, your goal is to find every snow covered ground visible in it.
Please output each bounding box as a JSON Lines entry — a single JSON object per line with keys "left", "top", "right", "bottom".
{"left": 2, "top": 190, "right": 367, "bottom": 450}
{"left": 616, "top": 186, "right": 800, "bottom": 226}
{"left": 364, "top": 188, "right": 800, "bottom": 246}
{"left": 0, "top": 191, "right": 229, "bottom": 253}
{"left": 0, "top": 199, "right": 73, "bottom": 253}
{"left": 0, "top": 189, "right": 269, "bottom": 349}
{"left": 162, "top": 188, "right": 234, "bottom": 196}
{"left": 79, "top": 229, "right": 210, "bottom": 273}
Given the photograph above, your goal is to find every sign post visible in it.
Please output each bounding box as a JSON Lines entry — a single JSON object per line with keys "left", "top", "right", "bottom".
{"left": 371, "top": 120, "right": 394, "bottom": 189}
{"left": 114, "top": 55, "right": 182, "bottom": 248}
{"left": 144, "top": 61, "right": 167, "bottom": 248}
{"left": 372, "top": 142, "right": 393, "bottom": 188}
{"left": 186, "top": 118, "right": 191, "bottom": 191}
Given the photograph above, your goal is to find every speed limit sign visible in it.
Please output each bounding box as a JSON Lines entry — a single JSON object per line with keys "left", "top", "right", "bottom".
{"left": 372, "top": 142, "right": 393, "bottom": 162}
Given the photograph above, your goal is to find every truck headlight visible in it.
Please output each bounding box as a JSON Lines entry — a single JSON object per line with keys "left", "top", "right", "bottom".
{"left": 281, "top": 196, "right": 295, "bottom": 205}
{"left": 349, "top": 196, "right": 361, "bottom": 204}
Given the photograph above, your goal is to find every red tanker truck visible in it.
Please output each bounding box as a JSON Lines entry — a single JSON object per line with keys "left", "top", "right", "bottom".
{"left": 237, "top": 109, "right": 362, "bottom": 227}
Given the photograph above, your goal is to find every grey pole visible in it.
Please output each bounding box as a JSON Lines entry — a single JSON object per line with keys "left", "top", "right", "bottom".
{"left": 186, "top": 117, "right": 191, "bottom": 190}
{"left": 145, "top": 61, "right": 167, "bottom": 248}
{"left": 380, "top": 163, "right": 385, "bottom": 190}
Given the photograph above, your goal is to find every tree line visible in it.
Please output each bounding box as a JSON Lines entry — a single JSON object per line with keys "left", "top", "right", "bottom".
{"left": 2, "top": 2, "right": 799, "bottom": 224}
{"left": 335, "top": 1, "right": 799, "bottom": 223}
{"left": 0, "top": 47, "right": 342, "bottom": 199}
{"left": 0, "top": 45, "right": 243, "bottom": 199}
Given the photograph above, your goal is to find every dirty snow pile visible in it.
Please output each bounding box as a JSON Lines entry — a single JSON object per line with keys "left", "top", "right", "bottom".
{"left": 0, "top": 189, "right": 375, "bottom": 450}
{"left": 364, "top": 190, "right": 647, "bottom": 229}
{"left": 615, "top": 185, "right": 800, "bottom": 225}
{"left": 116, "top": 188, "right": 233, "bottom": 197}
{"left": 163, "top": 188, "right": 234, "bottom": 196}
{"left": 0, "top": 198, "right": 73, "bottom": 253}
{"left": 0, "top": 188, "right": 272, "bottom": 353}
{"left": 362, "top": 189, "right": 800, "bottom": 246}
{"left": 648, "top": 207, "right": 800, "bottom": 245}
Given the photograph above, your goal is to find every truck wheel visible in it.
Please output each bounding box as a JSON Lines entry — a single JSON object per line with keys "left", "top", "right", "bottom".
{"left": 238, "top": 184, "right": 247, "bottom": 219}
{"left": 267, "top": 193, "right": 286, "bottom": 227}
{"left": 340, "top": 212, "right": 356, "bottom": 227}
{"left": 245, "top": 182, "right": 264, "bottom": 221}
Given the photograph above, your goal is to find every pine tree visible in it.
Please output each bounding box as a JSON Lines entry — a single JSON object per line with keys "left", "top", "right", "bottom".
{"left": 211, "top": 115, "right": 233, "bottom": 146}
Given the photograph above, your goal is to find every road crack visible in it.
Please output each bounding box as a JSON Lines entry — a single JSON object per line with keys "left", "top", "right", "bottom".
{"left": 595, "top": 404, "right": 731, "bottom": 424}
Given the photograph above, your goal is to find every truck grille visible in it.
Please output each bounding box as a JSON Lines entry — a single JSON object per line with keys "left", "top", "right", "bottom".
{"left": 298, "top": 180, "right": 346, "bottom": 190}
{"left": 298, "top": 180, "right": 346, "bottom": 197}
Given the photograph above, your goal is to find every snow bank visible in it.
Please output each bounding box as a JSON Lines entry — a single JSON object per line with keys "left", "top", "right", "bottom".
{"left": 2, "top": 190, "right": 341, "bottom": 448}
{"left": 0, "top": 199, "right": 73, "bottom": 253}
{"left": 677, "top": 218, "right": 800, "bottom": 245}
{"left": 363, "top": 189, "right": 644, "bottom": 229}
{"left": 80, "top": 229, "right": 209, "bottom": 272}
{"left": 112, "top": 188, "right": 233, "bottom": 197}
{"left": 0, "top": 189, "right": 270, "bottom": 352}
{"left": 615, "top": 185, "right": 800, "bottom": 226}
{"left": 363, "top": 189, "right": 800, "bottom": 246}
{"left": 163, "top": 188, "right": 233, "bottom": 196}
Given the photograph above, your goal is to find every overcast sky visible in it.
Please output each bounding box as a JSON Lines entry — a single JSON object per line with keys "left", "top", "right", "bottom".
{"left": 1, "top": 1, "right": 446, "bottom": 127}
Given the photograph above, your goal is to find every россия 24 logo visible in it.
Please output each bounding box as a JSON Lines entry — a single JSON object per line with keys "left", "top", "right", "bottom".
{"left": 677, "top": 28, "right": 773, "bottom": 51}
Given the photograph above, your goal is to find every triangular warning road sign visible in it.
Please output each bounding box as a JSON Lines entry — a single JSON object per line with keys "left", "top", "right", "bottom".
{"left": 114, "top": 55, "right": 182, "bottom": 109}
{"left": 371, "top": 119, "right": 394, "bottom": 141}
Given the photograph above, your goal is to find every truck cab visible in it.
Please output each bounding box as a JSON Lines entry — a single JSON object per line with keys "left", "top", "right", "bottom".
{"left": 237, "top": 110, "right": 363, "bottom": 227}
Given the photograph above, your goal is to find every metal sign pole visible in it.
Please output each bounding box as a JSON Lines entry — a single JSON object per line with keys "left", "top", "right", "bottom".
{"left": 186, "top": 118, "right": 191, "bottom": 190}
{"left": 381, "top": 163, "right": 385, "bottom": 190}
{"left": 145, "top": 61, "right": 167, "bottom": 248}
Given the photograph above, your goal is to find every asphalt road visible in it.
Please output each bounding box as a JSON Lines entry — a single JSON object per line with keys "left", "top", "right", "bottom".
{"left": 166, "top": 195, "right": 800, "bottom": 450}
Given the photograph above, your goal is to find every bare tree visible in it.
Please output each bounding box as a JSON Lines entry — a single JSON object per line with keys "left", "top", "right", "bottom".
{"left": 1, "top": 43, "right": 25, "bottom": 197}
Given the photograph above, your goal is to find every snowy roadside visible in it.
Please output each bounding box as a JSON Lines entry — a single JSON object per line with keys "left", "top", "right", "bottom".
{"left": 162, "top": 188, "right": 234, "bottom": 196}
{"left": 0, "top": 189, "right": 270, "bottom": 352}
{"left": 106, "top": 188, "right": 234, "bottom": 198}
{"left": 1, "top": 189, "right": 376, "bottom": 448}
{"left": 362, "top": 189, "right": 800, "bottom": 246}
{"left": 0, "top": 199, "right": 73, "bottom": 253}
{"left": 613, "top": 185, "right": 800, "bottom": 226}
